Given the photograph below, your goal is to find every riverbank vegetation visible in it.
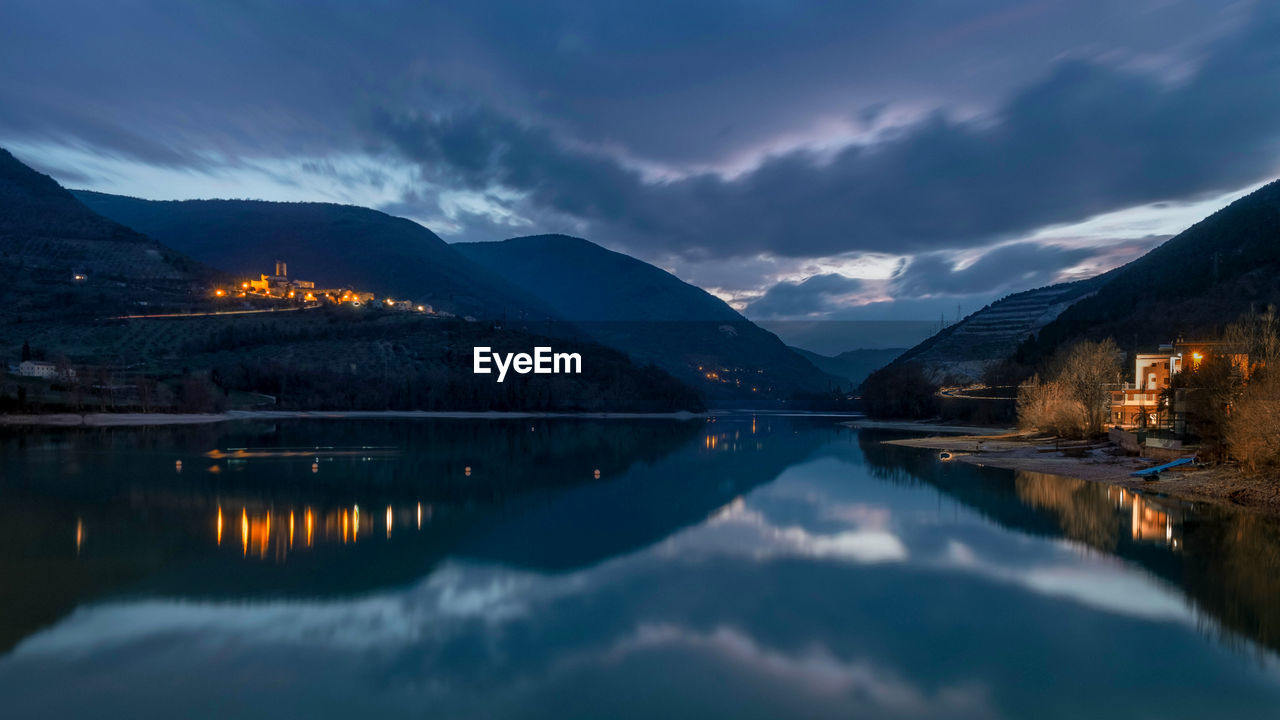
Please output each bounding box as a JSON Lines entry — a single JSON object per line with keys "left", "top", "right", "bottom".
{"left": 1016, "top": 339, "right": 1120, "bottom": 439}
{"left": 1014, "top": 309, "right": 1280, "bottom": 477}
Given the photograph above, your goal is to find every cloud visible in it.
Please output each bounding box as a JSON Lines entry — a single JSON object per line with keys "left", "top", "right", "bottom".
{"left": 4, "top": 1, "right": 1280, "bottom": 320}
{"left": 0, "top": 1, "right": 1240, "bottom": 168}
{"left": 743, "top": 242, "right": 1106, "bottom": 321}
{"left": 365, "top": 4, "right": 1280, "bottom": 262}
{"left": 891, "top": 243, "right": 1096, "bottom": 297}
{"left": 744, "top": 274, "right": 865, "bottom": 319}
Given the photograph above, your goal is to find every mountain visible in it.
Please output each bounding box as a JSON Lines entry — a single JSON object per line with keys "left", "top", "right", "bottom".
{"left": 791, "top": 347, "right": 905, "bottom": 390}
{"left": 1022, "top": 179, "right": 1280, "bottom": 361}
{"left": 758, "top": 320, "right": 940, "bottom": 355}
{"left": 870, "top": 276, "right": 1107, "bottom": 385}
{"left": 0, "top": 153, "right": 702, "bottom": 414}
{"left": 456, "top": 234, "right": 834, "bottom": 404}
{"left": 73, "top": 191, "right": 550, "bottom": 320}
{"left": 860, "top": 178, "right": 1280, "bottom": 418}
{"left": 0, "top": 149, "right": 212, "bottom": 331}
{"left": 0, "top": 150, "right": 202, "bottom": 283}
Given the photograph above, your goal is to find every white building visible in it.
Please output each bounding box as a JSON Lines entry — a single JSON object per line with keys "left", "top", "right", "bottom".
{"left": 17, "top": 360, "right": 76, "bottom": 381}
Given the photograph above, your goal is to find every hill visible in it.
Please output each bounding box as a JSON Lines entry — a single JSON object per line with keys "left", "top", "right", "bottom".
{"left": 0, "top": 152, "right": 703, "bottom": 414}
{"left": 791, "top": 347, "right": 905, "bottom": 390}
{"left": 0, "top": 148, "right": 212, "bottom": 325}
{"left": 856, "top": 276, "right": 1105, "bottom": 418}
{"left": 0, "top": 150, "right": 205, "bottom": 284}
{"left": 73, "top": 192, "right": 550, "bottom": 320}
{"left": 1021, "top": 179, "right": 1280, "bottom": 360}
{"left": 456, "top": 234, "right": 834, "bottom": 405}
{"left": 886, "top": 277, "right": 1108, "bottom": 384}
{"left": 859, "top": 179, "right": 1280, "bottom": 418}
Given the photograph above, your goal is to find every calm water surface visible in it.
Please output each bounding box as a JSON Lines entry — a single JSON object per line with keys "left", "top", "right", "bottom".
{"left": 1, "top": 415, "right": 1279, "bottom": 719}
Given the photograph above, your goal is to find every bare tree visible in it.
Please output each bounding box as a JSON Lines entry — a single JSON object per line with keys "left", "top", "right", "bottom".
{"left": 1017, "top": 339, "right": 1121, "bottom": 438}
{"left": 1224, "top": 305, "right": 1280, "bottom": 374}
{"left": 1058, "top": 339, "right": 1122, "bottom": 437}
{"left": 1223, "top": 306, "right": 1280, "bottom": 471}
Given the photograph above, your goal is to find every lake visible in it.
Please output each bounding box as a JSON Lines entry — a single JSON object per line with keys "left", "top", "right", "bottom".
{"left": 1, "top": 414, "right": 1278, "bottom": 718}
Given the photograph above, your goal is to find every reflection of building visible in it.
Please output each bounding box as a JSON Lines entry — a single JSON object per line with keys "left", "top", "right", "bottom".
{"left": 217, "top": 502, "right": 433, "bottom": 561}
{"left": 1108, "top": 487, "right": 1181, "bottom": 549}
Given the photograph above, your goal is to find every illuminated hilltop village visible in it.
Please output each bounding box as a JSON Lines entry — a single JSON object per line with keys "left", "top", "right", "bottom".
{"left": 215, "top": 260, "right": 432, "bottom": 313}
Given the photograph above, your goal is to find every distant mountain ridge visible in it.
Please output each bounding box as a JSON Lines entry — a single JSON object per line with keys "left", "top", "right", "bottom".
{"left": 457, "top": 234, "right": 741, "bottom": 322}
{"left": 457, "top": 234, "right": 834, "bottom": 404}
{"left": 73, "top": 191, "right": 551, "bottom": 320}
{"left": 791, "top": 347, "right": 905, "bottom": 390}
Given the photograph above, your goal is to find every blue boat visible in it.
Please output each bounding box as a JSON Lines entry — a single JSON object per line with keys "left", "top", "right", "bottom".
{"left": 1130, "top": 457, "right": 1194, "bottom": 478}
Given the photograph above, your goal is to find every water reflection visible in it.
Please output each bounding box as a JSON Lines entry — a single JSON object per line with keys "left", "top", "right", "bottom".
{"left": 0, "top": 418, "right": 1279, "bottom": 719}
{"left": 858, "top": 430, "right": 1280, "bottom": 655}
{"left": 222, "top": 501, "right": 439, "bottom": 558}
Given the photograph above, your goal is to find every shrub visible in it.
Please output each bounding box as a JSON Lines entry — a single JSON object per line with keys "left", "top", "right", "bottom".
{"left": 1228, "top": 371, "right": 1280, "bottom": 473}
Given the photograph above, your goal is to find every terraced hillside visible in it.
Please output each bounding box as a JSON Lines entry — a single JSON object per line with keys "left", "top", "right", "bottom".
{"left": 889, "top": 277, "right": 1105, "bottom": 383}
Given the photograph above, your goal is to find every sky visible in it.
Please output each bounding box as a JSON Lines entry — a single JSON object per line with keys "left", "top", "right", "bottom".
{"left": 3, "top": 0, "right": 1280, "bottom": 325}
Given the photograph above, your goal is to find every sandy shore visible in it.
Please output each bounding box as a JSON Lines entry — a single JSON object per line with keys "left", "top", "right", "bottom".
{"left": 843, "top": 419, "right": 1013, "bottom": 435}
{"left": 0, "top": 409, "right": 707, "bottom": 427}
{"left": 882, "top": 433, "right": 1280, "bottom": 517}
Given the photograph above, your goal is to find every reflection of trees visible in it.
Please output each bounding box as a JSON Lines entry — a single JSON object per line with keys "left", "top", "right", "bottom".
{"left": 0, "top": 498, "right": 183, "bottom": 654}
{"left": 457, "top": 417, "right": 828, "bottom": 570}
{"left": 1180, "top": 511, "right": 1280, "bottom": 652}
{"left": 1014, "top": 472, "right": 1119, "bottom": 551}
{"left": 856, "top": 429, "right": 1280, "bottom": 656}
{"left": 0, "top": 419, "right": 705, "bottom": 507}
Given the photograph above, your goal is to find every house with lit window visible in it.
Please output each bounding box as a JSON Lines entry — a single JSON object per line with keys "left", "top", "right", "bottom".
{"left": 1109, "top": 340, "right": 1249, "bottom": 429}
{"left": 1110, "top": 350, "right": 1181, "bottom": 428}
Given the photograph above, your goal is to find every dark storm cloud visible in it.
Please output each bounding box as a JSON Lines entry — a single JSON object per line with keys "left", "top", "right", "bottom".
{"left": 891, "top": 243, "right": 1096, "bottom": 297}
{"left": 371, "top": 2, "right": 1280, "bottom": 261}
{"left": 0, "top": 1, "right": 1237, "bottom": 169}
{"left": 745, "top": 274, "right": 863, "bottom": 319}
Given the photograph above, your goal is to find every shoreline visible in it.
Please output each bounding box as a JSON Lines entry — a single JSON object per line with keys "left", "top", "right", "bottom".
{"left": 0, "top": 409, "right": 711, "bottom": 427}
{"left": 877, "top": 432, "right": 1280, "bottom": 518}
{"left": 843, "top": 419, "right": 1013, "bottom": 435}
